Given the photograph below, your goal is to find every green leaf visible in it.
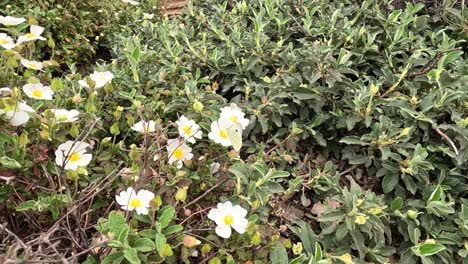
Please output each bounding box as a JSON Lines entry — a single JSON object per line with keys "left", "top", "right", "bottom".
{"left": 102, "top": 252, "right": 124, "bottom": 264}
{"left": 0, "top": 156, "right": 22, "bottom": 169}
{"left": 15, "top": 200, "right": 36, "bottom": 211}
{"left": 382, "top": 174, "right": 399, "bottom": 193}
{"left": 441, "top": 51, "right": 463, "bottom": 67}
{"left": 163, "top": 224, "right": 184, "bottom": 235}
{"left": 428, "top": 185, "right": 442, "bottom": 202}
{"left": 391, "top": 197, "right": 403, "bottom": 211}
{"left": 155, "top": 233, "right": 167, "bottom": 256}
{"left": 317, "top": 211, "right": 346, "bottom": 222}
{"left": 314, "top": 242, "right": 322, "bottom": 261}
{"left": 117, "top": 226, "right": 129, "bottom": 243}
{"left": 339, "top": 136, "right": 368, "bottom": 146}
{"left": 270, "top": 241, "right": 289, "bottom": 264}
{"left": 416, "top": 243, "right": 446, "bottom": 257}
{"left": 123, "top": 248, "right": 141, "bottom": 264}
{"left": 133, "top": 238, "right": 156, "bottom": 252}
{"left": 108, "top": 211, "right": 128, "bottom": 237}
{"left": 227, "top": 123, "right": 243, "bottom": 151}
{"left": 158, "top": 206, "right": 175, "bottom": 229}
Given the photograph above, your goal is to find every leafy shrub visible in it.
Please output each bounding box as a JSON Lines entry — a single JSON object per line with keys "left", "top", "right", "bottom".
{"left": 1, "top": 0, "right": 467, "bottom": 263}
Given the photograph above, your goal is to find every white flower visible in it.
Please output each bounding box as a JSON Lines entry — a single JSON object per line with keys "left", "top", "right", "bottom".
{"left": 89, "top": 71, "right": 114, "bottom": 88}
{"left": 208, "top": 120, "right": 232, "bottom": 147}
{"left": 0, "top": 33, "right": 15, "bottom": 49}
{"left": 143, "top": 13, "right": 154, "bottom": 20}
{"left": 55, "top": 141, "right": 92, "bottom": 171}
{"left": 116, "top": 187, "right": 154, "bottom": 215}
{"left": 219, "top": 104, "right": 249, "bottom": 129}
{"left": 210, "top": 162, "right": 221, "bottom": 174}
{"left": 23, "top": 83, "right": 54, "bottom": 100}
{"left": 1, "top": 101, "right": 35, "bottom": 126}
{"left": 17, "top": 25, "right": 46, "bottom": 44}
{"left": 131, "top": 120, "right": 156, "bottom": 133}
{"left": 0, "top": 87, "right": 12, "bottom": 97}
{"left": 207, "top": 201, "right": 248, "bottom": 238}
{"left": 122, "top": 0, "right": 139, "bottom": 5}
{"left": 50, "top": 109, "right": 80, "bottom": 123}
{"left": 176, "top": 115, "right": 202, "bottom": 144}
{"left": 166, "top": 138, "right": 193, "bottom": 168}
{"left": 20, "top": 58, "right": 43, "bottom": 70}
{"left": 0, "top": 16, "right": 26, "bottom": 26}
{"left": 78, "top": 79, "right": 89, "bottom": 88}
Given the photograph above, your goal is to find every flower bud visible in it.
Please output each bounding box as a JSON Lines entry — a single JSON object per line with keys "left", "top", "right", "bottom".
{"left": 183, "top": 235, "right": 201, "bottom": 248}
{"left": 192, "top": 100, "right": 204, "bottom": 112}
{"left": 175, "top": 186, "right": 189, "bottom": 202}
{"left": 406, "top": 210, "right": 418, "bottom": 219}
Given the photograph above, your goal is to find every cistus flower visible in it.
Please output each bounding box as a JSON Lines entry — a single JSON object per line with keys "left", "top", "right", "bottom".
{"left": 0, "top": 87, "right": 12, "bottom": 97}
{"left": 207, "top": 201, "right": 248, "bottom": 238}
{"left": 93, "top": 71, "right": 114, "bottom": 88}
{"left": 0, "top": 33, "right": 16, "bottom": 49}
{"left": 20, "top": 58, "right": 44, "bottom": 70}
{"left": 219, "top": 104, "right": 249, "bottom": 129}
{"left": 23, "top": 83, "right": 54, "bottom": 100}
{"left": 55, "top": 141, "right": 92, "bottom": 170}
{"left": 131, "top": 120, "right": 156, "bottom": 133}
{"left": 121, "top": 0, "right": 139, "bottom": 5}
{"left": 115, "top": 187, "right": 154, "bottom": 215}
{"left": 208, "top": 120, "right": 232, "bottom": 147}
{"left": 17, "top": 25, "right": 46, "bottom": 44}
{"left": 50, "top": 109, "right": 80, "bottom": 123}
{"left": 166, "top": 138, "right": 193, "bottom": 168}
{"left": 0, "top": 101, "right": 35, "bottom": 126}
{"left": 0, "top": 15, "right": 26, "bottom": 26}
{"left": 176, "top": 115, "right": 202, "bottom": 144}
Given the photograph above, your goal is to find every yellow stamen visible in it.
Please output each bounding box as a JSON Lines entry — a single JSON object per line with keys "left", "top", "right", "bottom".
{"left": 182, "top": 125, "right": 193, "bottom": 135}
{"left": 230, "top": 116, "right": 238, "bottom": 123}
{"left": 173, "top": 148, "right": 184, "bottom": 159}
{"left": 0, "top": 39, "right": 8, "bottom": 44}
{"left": 26, "top": 33, "right": 35, "bottom": 39}
{"left": 32, "top": 89, "right": 43, "bottom": 98}
{"left": 129, "top": 198, "right": 142, "bottom": 208}
{"left": 69, "top": 152, "right": 80, "bottom": 162}
{"left": 223, "top": 215, "right": 234, "bottom": 226}
{"left": 219, "top": 129, "right": 228, "bottom": 139}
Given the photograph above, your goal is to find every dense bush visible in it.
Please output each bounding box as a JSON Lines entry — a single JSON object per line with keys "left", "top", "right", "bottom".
{"left": 0, "top": 0, "right": 467, "bottom": 263}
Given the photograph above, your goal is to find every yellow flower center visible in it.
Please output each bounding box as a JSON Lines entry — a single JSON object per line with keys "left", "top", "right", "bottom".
{"left": 173, "top": 148, "right": 184, "bottom": 159}
{"left": 182, "top": 125, "right": 193, "bottom": 135}
{"left": 27, "top": 63, "right": 38, "bottom": 69}
{"left": 223, "top": 215, "right": 234, "bottom": 226}
{"left": 32, "top": 89, "right": 43, "bottom": 98}
{"left": 129, "top": 198, "right": 142, "bottom": 208}
{"left": 230, "top": 116, "right": 238, "bottom": 123}
{"left": 69, "top": 152, "right": 80, "bottom": 162}
{"left": 0, "top": 39, "right": 8, "bottom": 44}
{"left": 219, "top": 129, "right": 228, "bottom": 139}
{"left": 98, "top": 75, "right": 107, "bottom": 81}
{"left": 26, "top": 33, "right": 35, "bottom": 39}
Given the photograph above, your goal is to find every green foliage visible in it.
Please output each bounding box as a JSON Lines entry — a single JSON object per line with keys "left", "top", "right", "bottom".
{"left": 1, "top": 0, "right": 467, "bottom": 263}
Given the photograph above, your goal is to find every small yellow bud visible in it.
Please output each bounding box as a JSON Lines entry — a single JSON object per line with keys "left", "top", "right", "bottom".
{"left": 193, "top": 100, "right": 204, "bottom": 112}
{"left": 368, "top": 207, "right": 382, "bottom": 215}
{"left": 354, "top": 215, "right": 367, "bottom": 225}
{"left": 175, "top": 186, "right": 189, "bottom": 202}
{"left": 72, "top": 94, "right": 82, "bottom": 103}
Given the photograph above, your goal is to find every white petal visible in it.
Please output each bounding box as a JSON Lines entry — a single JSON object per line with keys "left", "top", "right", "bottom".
{"left": 76, "top": 153, "right": 92, "bottom": 167}
{"left": 215, "top": 225, "right": 232, "bottom": 238}
{"left": 137, "top": 189, "right": 155, "bottom": 205}
{"left": 135, "top": 207, "right": 149, "bottom": 215}
{"left": 232, "top": 205, "right": 247, "bottom": 218}
{"left": 231, "top": 217, "right": 248, "bottom": 234}
{"left": 207, "top": 208, "right": 222, "bottom": 223}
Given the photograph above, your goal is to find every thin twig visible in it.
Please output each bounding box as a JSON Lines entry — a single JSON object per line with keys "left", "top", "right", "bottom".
{"left": 434, "top": 128, "right": 459, "bottom": 156}
{"left": 183, "top": 178, "right": 229, "bottom": 209}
